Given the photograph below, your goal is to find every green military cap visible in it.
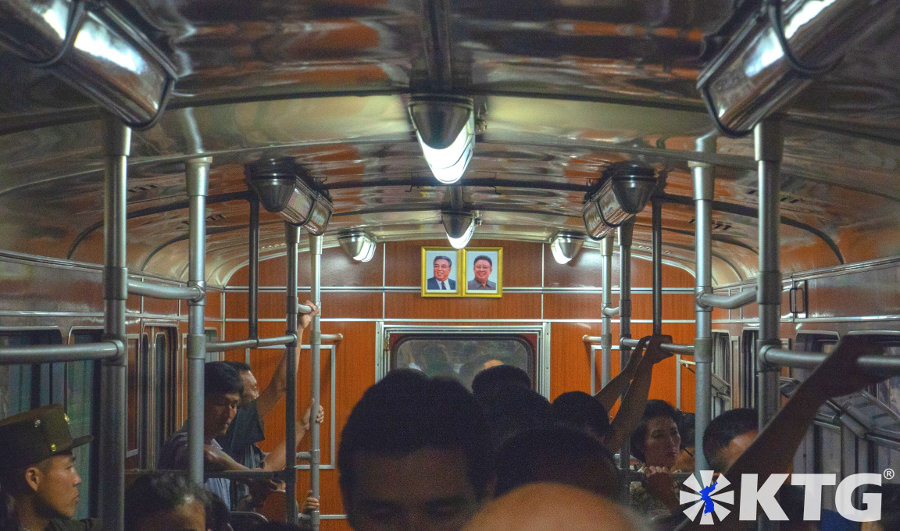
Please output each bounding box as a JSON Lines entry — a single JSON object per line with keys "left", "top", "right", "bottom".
{"left": 0, "top": 404, "right": 92, "bottom": 470}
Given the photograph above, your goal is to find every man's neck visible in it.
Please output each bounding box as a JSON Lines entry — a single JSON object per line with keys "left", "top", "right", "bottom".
{"left": 16, "top": 497, "right": 51, "bottom": 531}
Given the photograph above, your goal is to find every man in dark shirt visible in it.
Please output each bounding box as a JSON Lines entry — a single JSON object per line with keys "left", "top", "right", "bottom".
{"left": 0, "top": 404, "right": 100, "bottom": 530}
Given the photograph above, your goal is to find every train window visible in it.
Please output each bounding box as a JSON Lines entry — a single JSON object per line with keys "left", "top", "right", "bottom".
{"left": 711, "top": 332, "right": 732, "bottom": 417}
{"left": 740, "top": 330, "right": 758, "bottom": 409}
{"left": 389, "top": 333, "right": 537, "bottom": 392}
{"left": 0, "top": 330, "right": 63, "bottom": 415}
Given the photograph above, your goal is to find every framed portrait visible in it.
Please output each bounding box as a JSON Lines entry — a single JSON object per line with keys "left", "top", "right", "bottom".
{"left": 462, "top": 247, "right": 502, "bottom": 297}
{"left": 421, "top": 247, "right": 462, "bottom": 297}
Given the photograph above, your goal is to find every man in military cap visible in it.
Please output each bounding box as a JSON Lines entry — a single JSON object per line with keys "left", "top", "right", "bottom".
{"left": 0, "top": 404, "right": 99, "bottom": 530}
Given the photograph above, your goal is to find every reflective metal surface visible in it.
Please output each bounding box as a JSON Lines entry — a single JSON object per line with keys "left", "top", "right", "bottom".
{"left": 0, "top": 0, "right": 898, "bottom": 286}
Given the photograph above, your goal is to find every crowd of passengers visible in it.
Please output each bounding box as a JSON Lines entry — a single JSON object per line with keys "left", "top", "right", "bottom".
{"left": 2, "top": 329, "right": 899, "bottom": 530}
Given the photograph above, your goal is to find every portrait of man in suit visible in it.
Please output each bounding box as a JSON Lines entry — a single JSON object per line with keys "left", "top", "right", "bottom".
{"left": 426, "top": 254, "right": 457, "bottom": 291}
{"left": 467, "top": 255, "right": 496, "bottom": 290}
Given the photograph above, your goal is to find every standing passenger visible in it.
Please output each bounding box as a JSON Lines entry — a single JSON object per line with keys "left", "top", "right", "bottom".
{"left": 0, "top": 404, "right": 99, "bottom": 530}
{"left": 337, "top": 370, "right": 494, "bottom": 530}
{"left": 124, "top": 471, "right": 209, "bottom": 531}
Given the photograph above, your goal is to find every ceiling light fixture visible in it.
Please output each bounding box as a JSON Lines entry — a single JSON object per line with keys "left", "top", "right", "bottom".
{"left": 697, "top": 0, "right": 895, "bottom": 137}
{"left": 245, "top": 158, "right": 333, "bottom": 235}
{"left": 582, "top": 163, "right": 657, "bottom": 240}
{"left": 338, "top": 230, "right": 377, "bottom": 263}
{"left": 550, "top": 231, "right": 585, "bottom": 265}
{"left": 408, "top": 94, "right": 475, "bottom": 184}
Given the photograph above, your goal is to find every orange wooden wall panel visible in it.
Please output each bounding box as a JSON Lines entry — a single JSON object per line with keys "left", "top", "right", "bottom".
{"left": 384, "top": 292, "right": 542, "bottom": 320}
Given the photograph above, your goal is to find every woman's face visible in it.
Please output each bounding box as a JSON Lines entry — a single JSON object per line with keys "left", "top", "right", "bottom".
{"left": 641, "top": 416, "right": 681, "bottom": 468}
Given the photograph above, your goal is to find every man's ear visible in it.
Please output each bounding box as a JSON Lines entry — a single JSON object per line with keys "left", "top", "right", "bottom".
{"left": 24, "top": 465, "right": 42, "bottom": 492}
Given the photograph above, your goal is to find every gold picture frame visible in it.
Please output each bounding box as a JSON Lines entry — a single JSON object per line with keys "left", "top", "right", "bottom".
{"left": 461, "top": 248, "right": 502, "bottom": 297}
{"left": 421, "top": 247, "right": 462, "bottom": 297}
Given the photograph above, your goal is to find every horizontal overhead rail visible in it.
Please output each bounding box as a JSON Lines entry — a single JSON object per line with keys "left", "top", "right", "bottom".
{"left": 298, "top": 303, "right": 313, "bottom": 314}
{"left": 620, "top": 337, "right": 695, "bottom": 356}
{"left": 128, "top": 279, "right": 204, "bottom": 301}
{"left": 603, "top": 306, "right": 620, "bottom": 317}
{"left": 206, "top": 470, "right": 281, "bottom": 480}
{"left": 697, "top": 286, "right": 757, "bottom": 310}
{"left": 760, "top": 346, "right": 900, "bottom": 375}
{"left": 206, "top": 334, "right": 297, "bottom": 352}
{"left": 0, "top": 340, "right": 125, "bottom": 364}
{"left": 321, "top": 333, "right": 343, "bottom": 342}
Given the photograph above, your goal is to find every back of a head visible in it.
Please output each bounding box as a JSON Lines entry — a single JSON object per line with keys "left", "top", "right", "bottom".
{"left": 471, "top": 364, "right": 531, "bottom": 399}
{"left": 552, "top": 391, "right": 611, "bottom": 441}
{"left": 338, "top": 370, "right": 493, "bottom": 502}
{"left": 204, "top": 361, "right": 244, "bottom": 397}
{"left": 124, "top": 472, "right": 210, "bottom": 530}
{"left": 463, "top": 483, "right": 645, "bottom": 531}
{"left": 479, "top": 385, "right": 553, "bottom": 450}
{"left": 495, "top": 426, "right": 619, "bottom": 498}
{"left": 703, "top": 408, "right": 758, "bottom": 471}
{"left": 629, "top": 399, "right": 678, "bottom": 462}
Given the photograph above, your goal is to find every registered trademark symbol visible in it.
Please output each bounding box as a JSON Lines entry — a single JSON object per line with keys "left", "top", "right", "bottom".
{"left": 884, "top": 468, "right": 895, "bottom": 480}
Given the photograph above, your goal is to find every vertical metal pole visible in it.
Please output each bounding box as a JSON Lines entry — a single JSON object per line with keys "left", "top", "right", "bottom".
{"left": 247, "top": 197, "right": 260, "bottom": 365}
{"left": 309, "top": 234, "right": 323, "bottom": 531}
{"left": 756, "top": 119, "right": 784, "bottom": 429}
{"left": 617, "top": 220, "right": 634, "bottom": 471}
{"left": 692, "top": 134, "right": 716, "bottom": 472}
{"left": 284, "top": 224, "right": 300, "bottom": 524}
{"left": 186, "top": 157, "right": 211, "bottom": 486}
{"left": 600, "top": 236, "right": 614, "bottom": 387}
{"left": 651, "top": 198, "right": 663, "bottom": 336}
{"left": 99, "top": 117, "right": 129, "bottom": 529}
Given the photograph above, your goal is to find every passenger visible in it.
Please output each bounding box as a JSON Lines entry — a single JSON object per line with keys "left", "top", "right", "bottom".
{"left": 337, "top": 370, "right": 494, "bottom": 530}
{"left": 552, "top": 390, "right": 612, "bottom": 441}
{"left": 479, "top": 385, "right": 554, "bottom": 451}
{"left": 0, "top": 404, "right": 99, "bottom": 530}
{"left": 458, "top": 356, "right": 506, "bottom": 391}
{"left": 462, "top": 482, "right": 647, "bottom": 531}
{"left": 494, "top": 426, "right": 619, "bottom": 499}
{"left": 701, "top": 407, "right": 757, "bottom": 473}
{"left": 205, "top": 492, "right": 232, "bottom": 531}
{"left": 158, "top": 362, "right": 246, "bottom": 510}
{"left": 124, "top": 471, "right": 209, "bottom": 531}
{"left": 470, "top": 364, "right": 530, "bottom": 400}
{"left": 628, "top": 399, "right": 683, "bottom": 520}
{"left": 675, "top": 411, "right": 696, "bottom": 473}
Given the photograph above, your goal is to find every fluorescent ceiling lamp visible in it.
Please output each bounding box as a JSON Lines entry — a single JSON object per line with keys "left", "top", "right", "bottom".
{"left": 0, "top": 0, "right": 176, "bottom": 129}
{"left": 550, "top": 232, "right": 584, "bottom": 265}
{"left": 697, "top": 0, "right": 895, "bottom": 137}
{"left": 338, "top": 230, "right": 377, "bottom": 262}
{"left": 582, "top": 163, "right": 656, "bottom": 239}
{"left": 409, "top": 95, "right": 475, "bottom": 184}
{"left": 245, "top": 158, "right": 333, "bottom": 234}
{"left": 442, "top": 210, "right": 476, "bottom": 249}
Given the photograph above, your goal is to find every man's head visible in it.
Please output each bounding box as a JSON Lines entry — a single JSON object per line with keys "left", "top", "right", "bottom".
{"left": 0, "top": 404, "right": 92, "bottom": 519}
{"left": 472, "top": 256, "right": 492, "bottom": 286}
{"left": 125, "top": 472, "right": 209, "bottom": 531}
{"left": 462, "top": 483, "right": 645, "bottom": 531}
{"left": 552, "top": 391, "right": 611, "bottom": 442}
{"left": 433, "top": 255, "right": 452, "bottom": 282}
{"left": 204, "top": 362, "right": 243, "bottom": 439}
{"left": 222, "top": 360, "right": 258, "bottom": 406}
{"left": 338, "top": 370, "right": 494, "bottom": 530}
{"left": 470, "top": 364, "right": 531, "bottom": 401}
{"left": 702, "top": 408, "right": 759, "bottom": 472}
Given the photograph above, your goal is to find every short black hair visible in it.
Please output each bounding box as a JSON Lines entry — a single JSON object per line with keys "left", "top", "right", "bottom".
{"left": 337, "top": 371, "right": 493, "bottom": 506}
{"left": 629, "top": 399, "right": 679, "bottom": 462}
{"left": 222, "top": 360, "right": 251, "bottom": 373}
{"left": 433, "top": 255, "right": 453, "bottom": 268}
{"left": 480, "top": 386, "right": 554, "bottom": 450}
{"left": 495, "top": 426, "right": 619, "bottom": 498}
{"left": 702, "top": 408, "right": 758, "bottom": 471}
{"left": 204, "top": 362, "right": 244, "bottom": 397}
{"left": 473, "top": 255, "right": 492, "bottom": 267}
{"left": 124, "top": 472, "right": 210, "bottom": 529}
{"left": 471, "top": 364, "right": 531, "bottom": 399}
{"left": 552, "top": 391, "right": 611, "bottom": 440}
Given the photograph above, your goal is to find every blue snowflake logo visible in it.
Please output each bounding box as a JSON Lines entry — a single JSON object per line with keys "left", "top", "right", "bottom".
{"left": 680, "top": 470, "right": 735, "bottom": 525}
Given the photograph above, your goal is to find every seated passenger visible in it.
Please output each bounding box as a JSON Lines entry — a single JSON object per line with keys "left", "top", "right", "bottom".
{"left": 494, "top": 426, "right": 619, "bottom": 499}
{"left": 337, "top": 370, "right": 494, "bottom": 531}
{"left": 158, "top": 362, "right": 248, "bottom": 510}
{"left": 628, "top": 399, "right": 683, "bottom": 520}
{"left": 0, "top": 404, "right": 99, "bottom": 530}
{"left": 462, "top": 482, "right": 647, "bottom": 530}
{"left": 124, "top": 471, "right": 209, "bottom": 531}
{"left": 479, "top": 385, "right": 554, "bottom": 451}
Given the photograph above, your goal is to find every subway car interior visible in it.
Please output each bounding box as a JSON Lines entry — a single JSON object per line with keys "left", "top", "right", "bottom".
{"left": 1, "top": 0, "right": 899, "bottom": 529}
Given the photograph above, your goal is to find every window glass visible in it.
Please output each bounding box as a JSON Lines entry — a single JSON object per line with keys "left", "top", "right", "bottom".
{"left": 392, "top": 335, "right": 535, "bottom": 391}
